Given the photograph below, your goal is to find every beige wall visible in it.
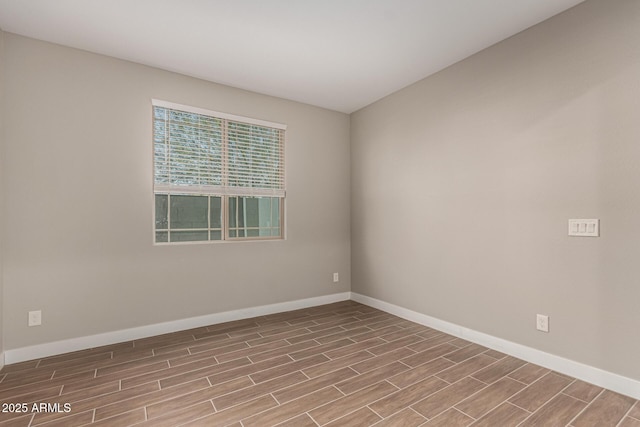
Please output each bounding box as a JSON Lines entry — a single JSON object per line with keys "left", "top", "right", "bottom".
{"left": 351, "top": 0, "right": 640, "bottom": 381}
{"left": 0, "top": 28, "right": 5, "bottom": 361}
{"left": 1, "top": 34, "right": 350, "bottom": 350}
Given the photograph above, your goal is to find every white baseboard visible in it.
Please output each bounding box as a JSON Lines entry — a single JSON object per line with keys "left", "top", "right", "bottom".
{"left": 4, "top": 292, "right": 351, "bottom": 365}
{"left": 7, "top": 290, "right": 639, "bottom": 400}
{"left": 0, "top": 351, "right": 4, "bottom": 371}
{"left": 351, "top": 292, "right": 640, "bottom": 400}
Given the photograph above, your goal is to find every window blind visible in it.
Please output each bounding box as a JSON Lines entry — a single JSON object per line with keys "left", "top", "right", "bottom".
{"left": 153, "top": 100, "right": 285, "bottom": 197}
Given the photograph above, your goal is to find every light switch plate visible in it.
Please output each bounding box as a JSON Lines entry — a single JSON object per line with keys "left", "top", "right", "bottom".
{"left": 568, "top": 219, "right": 599, "bottom": 237}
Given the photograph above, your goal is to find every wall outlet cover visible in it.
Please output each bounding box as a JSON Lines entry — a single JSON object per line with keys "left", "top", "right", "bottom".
{"left": 536, "top": 314, "right": 549, "bottom": 333}
{"left": 29, "top": 310, "right": 42, "bottom": 327}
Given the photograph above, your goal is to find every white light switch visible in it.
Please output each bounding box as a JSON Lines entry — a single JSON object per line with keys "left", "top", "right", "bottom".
{"left": 568, "top": 219, "right": 599, "bottom": 237}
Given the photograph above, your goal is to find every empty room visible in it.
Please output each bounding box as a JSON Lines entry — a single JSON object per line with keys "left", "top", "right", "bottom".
{"left": 0, "top": 0, "right": 639, "bottom": 426}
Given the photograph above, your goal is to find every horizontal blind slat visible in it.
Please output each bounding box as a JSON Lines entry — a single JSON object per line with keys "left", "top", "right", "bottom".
{"left": 153, "top": 104, "right": 284, "bottom": 196}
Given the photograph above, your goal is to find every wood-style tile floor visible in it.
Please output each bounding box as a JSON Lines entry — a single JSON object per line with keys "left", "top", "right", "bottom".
{"left": 0, "top": 301, "right": 638, "bottom": 427}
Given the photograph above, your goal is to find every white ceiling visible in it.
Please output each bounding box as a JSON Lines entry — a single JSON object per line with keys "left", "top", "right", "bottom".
{"left": 0, "top": 0, "right": 585, "bottom": 113}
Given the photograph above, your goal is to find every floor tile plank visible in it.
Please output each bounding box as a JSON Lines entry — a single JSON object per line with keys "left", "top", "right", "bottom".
{"left": 571, "top": 390, "right": 636, "bottom": 427}
{"left": 411, "top": 376, "right": 487, "bottom": 419}
{"left": 301, "top": 350, "right": 373, "bottom": 378}
{"left": 455, "top": 377, "right": 525, "bottom": 419}
{"left": 507, "top": 363, "right": 551, "bottom": 385}
{"left": 434, "top": 354, "right": 497, "bottom": 384}
{"left": 422, "top": 408, "right": 474, "bottom": 426}
{"left": 309, "top": 381, "right": 398, "bottom": 425}
{"left": 274, "top": 367, "right": 358, "bottom": 403}
{"left": 629, "top": 402, "right": 640, "bottom": 419}
{"left": 470, "top": 402, "right": 528, "bottom": 426}
{"left": 336, "top": 361, "right": 409, "bottom": 395}
{"left": 243, "top": 387, "right": 342, "bottom": 427}
{"left": 323, "top": 407, "right": 382, "bottom": 427}
{"left": 135, "top": 402, "right": 215, "bottom": 427}
{"left": 373, "top": 408, "right": 426, "bottom": 427}
{"left": 387, "top": 357, "right": 455, "bottom": 389}
{"left": 146, "top": 377, "right": 251, "bottom": 419}
{"left": 0, "top": 301, "right": 635, "bottom": 427}
{"left": 619, "top": 417, "right": 640, "bottom": 427}
{"left": 470, "top": 356, "right": 526, "bottom": 384}
{"left": 564, "top": 379, "right": 604, "bottom": 403}
{"left": 274, "top": 413, "right": 318, "bottom": 427}
{"left": 508, "top": 372, "right": 572, "bottom": 412}
{"left": 369, "top": 376, "right": 448, "bottom": 419}
{"left": 212, "top": 371, "right": 306, "bottom": 410}
{"left": 518, "top": 393, "right": 586, "bottom": 427}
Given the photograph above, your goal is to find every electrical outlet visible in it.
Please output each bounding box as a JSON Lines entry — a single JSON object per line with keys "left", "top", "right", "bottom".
{"left": 29, "top": 310, "right": 42, "bottom": 327}
{"left": 333, "top": 272, "right": 339, "bottom": 283}
{"left": 536, "top": 314, "right": 549, "bottom": 333}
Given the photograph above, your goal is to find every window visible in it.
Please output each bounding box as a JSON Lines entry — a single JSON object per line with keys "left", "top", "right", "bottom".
{"left": 153, "top": 100, "right": 285, "bottom": 243}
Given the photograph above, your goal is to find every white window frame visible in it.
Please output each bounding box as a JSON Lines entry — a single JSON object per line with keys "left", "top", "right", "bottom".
{"left": 152, "top": 99, "right": 286, "bottom": 244}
